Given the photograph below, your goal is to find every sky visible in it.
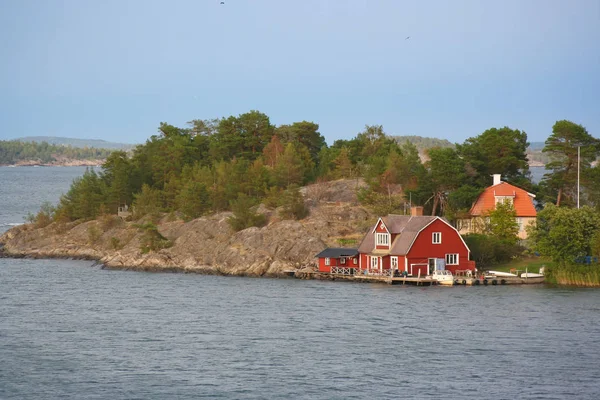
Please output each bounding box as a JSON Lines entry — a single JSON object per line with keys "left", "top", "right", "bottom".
{"left": 1, "top": 0, "right": 599, "bottom": 145}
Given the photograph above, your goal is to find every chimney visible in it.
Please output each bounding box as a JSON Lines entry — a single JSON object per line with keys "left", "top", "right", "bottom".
{"left": 492, "top": 174, "right": 502, "bottom": 185}
{"left": 411, "top": 206, "right": 423, "bottom": 216}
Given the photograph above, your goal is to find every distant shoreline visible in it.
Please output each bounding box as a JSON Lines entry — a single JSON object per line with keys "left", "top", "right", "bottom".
{"left": 0, "top": 160, "right": 103, "bottom": 167}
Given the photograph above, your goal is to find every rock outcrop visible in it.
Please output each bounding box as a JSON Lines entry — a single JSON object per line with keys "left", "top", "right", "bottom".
{"left": 0, "top": 179, "right": 376, "bottom": 278}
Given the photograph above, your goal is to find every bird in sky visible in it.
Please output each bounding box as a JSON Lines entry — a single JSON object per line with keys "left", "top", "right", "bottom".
{"left": 220, "top": 1, "right": 225, "bottom": 4}
{"left": 405, "top": 36, "right": 410, "bottom": 40}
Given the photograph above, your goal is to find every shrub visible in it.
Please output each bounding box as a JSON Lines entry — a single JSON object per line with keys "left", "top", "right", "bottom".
{"left": 135, "top": 223, "right": 173, "bottom": 253}
{"left": 227, "top": 194, "right": 267, "bottom": 232}
{"left": 110, "top": 237, "right": 123, "bottom": 250}
{"left": 25, "top": 201, "right": 55, "bottom": 229}
{"left": 463, "top": 233, "right": 524, "bottom": 269}
{"left": 87, "top": 225, "right": 102, "bottom": 244}
{"left": 279, "top": 185, "right": 308, "bottom": 220}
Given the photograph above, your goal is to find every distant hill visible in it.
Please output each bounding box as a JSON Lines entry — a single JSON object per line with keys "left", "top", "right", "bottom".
{"left": 528, "top": 142, "right": 545, "bottom": 151}
{"left": 17, "top": 136, "right": 136, "bottom": 150}
{"left": 390, "top": 135, "right": 455, "bottom": 152}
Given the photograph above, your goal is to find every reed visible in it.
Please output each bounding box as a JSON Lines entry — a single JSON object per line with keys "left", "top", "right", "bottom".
{"left": 546, "top": 263, "right": 600, "bottom": 287}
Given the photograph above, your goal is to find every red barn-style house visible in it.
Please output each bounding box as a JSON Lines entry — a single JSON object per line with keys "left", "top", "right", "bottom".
{"left": 315, "top": 248, "right": 359, "bottom": 273}
{"left": 357, "top": 207, "right": 475, "bottom": 277}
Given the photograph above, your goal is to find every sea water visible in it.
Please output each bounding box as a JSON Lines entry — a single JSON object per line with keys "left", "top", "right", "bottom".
{"left": 1, "top": 166, "right": 599, "bottom": 400}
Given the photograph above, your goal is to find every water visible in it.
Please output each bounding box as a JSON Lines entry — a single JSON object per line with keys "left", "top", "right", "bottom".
{"left": 0, "top": 166, "right": 90, "bottom": 232}
{"left": 2, "top": 167, "right": 600, "bottom": 399}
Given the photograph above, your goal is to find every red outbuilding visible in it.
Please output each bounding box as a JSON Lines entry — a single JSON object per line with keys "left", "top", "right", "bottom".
{"left": 315, "top": 248, "right": 359, "bottom": 273}
{"left": 357, "top": 207, "right": 475, "bottom": 276}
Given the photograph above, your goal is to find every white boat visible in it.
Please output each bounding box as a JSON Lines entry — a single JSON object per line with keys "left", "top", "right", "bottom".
{"left": 431, "top": 270, "right": 454, "bottom": 286}
{"left": 487, "top": 270, "right": 518, "bottom": 277}
{"left": 521, "top": 272, "right": 544, "bottom": 278}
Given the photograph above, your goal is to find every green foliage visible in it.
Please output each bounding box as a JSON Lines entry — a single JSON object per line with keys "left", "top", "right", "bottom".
{"left": 357, "top": 187, "right": 404, "bottom": 216}
{"left": 279, "top": 185, "right": 308, "bottom": 220}
{"left": 0, "top": 140, "right": 113, "bottom": 165}
{"left": 227, "top": 194, "right": 267, "bottom": 231}
{"left": 55, "top": 168, "right": 105, "bottom": 221}
{"left": 541, "top": 120, "right": 600, "bottom": 206}
{"left": 26, "top": 201, "right": 55, "bottom": 228}
{"left": 528, "top": 204, "right": 600, "bottom": 263}
{"left": 176, "top": 181, "right": 210, "bottom": 221}
{"left": 463, "top": 234, "right": 524, "bottom": 269}
{"left": 133, "top": 184, "right": 163, "bottom": 219}
{"left": 390, "top": 135, "right": 455, "bottom": 152}
{"left": 263, "top": 187, "right": 282, "bottom": 209}
{"left": 421, "top": 147, "right": 466, "bottom": 215}
{"left": 110, "top": 236, "right": 123, "bottom": 250}
{"left": 457, "top": 126, "right": 530, "bottom": 187}
{"left": 487, "top": 201, "right": 519, "bottom": 244}
{"left": 87, "top": 225, "right": 102, "bottom": 245}
{"left": 136, "top": 223, "right": 172, "bottom": 253}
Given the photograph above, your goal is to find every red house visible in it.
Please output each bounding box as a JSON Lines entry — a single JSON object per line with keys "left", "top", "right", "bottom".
{"left": 315, "top": 248, "right": 359, "bottom": 273}
{"left": 357, "top": 207, "right": 475, "bottom": 276}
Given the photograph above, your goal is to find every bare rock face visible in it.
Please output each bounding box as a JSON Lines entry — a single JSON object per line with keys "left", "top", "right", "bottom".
{"left": 0, "top": 179, "right": 374, "bottom": 277}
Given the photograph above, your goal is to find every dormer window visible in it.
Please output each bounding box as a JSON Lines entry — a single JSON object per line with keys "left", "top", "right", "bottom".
{"left": 376, "top": 233, "right": 390, "bottom": 246}
{"left": 495, "top": 196, "right": 514, "bottom": 206}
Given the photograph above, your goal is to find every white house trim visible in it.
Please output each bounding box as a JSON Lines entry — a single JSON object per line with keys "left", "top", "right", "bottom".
{"left": 371, "top": 217, "right": 389, "bottom": 234}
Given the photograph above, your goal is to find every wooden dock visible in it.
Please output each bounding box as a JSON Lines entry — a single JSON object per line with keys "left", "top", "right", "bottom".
{"left": 452, "top": 276, "right": 545, "bottom": 286}
{"left": 336, "top": 274, "right": 436, "bottom": 286}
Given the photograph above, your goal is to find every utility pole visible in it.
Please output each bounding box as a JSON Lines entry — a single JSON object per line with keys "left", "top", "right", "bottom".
{"left": 577, "top": 146, "right": 580, "bottom": 209}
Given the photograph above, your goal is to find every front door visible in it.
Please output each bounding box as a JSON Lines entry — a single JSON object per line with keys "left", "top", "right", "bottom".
{"left": 428, "top": 258, "right": 437, "bottom": 275}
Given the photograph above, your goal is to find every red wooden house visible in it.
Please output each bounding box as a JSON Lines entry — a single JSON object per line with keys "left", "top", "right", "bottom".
{"left": 357, "top": 207, "right": 475, "bottom": 276}
{"left": 315, "top": 248, "right": 359, "bottom": 273}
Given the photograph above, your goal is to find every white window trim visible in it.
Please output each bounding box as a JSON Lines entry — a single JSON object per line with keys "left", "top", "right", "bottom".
{"left": 340, "top": 257, "right": 346, "bottom": 264}
{"left": 445, "top": 254, "right": 459, "bottom": 265}
{"left": 325, "top": 257, "right": 330, "bottom": 266}
{"left": 391, "top": 256, "right": 398, "bottom": 269}
{"left": 370, "top": 256, "right": 378, "bottom": 269}
{"left": 376, "top": 233, "right": 390, "bottom": 246}
{"left": 432, "top": 232, "right": 441, "bottom": 244}
{"left": 353, "top": 258, "right": 358, "bottom": 265}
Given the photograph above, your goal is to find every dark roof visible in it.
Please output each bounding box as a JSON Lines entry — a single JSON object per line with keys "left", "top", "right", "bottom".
{"left": 315, "top": 248, "right": 359, "bottom": 258}
{"left": 358, "top": 214, "right": 440, "bottom": 255}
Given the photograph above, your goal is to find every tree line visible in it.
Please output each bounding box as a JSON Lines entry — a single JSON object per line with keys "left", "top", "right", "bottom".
{"left": 44, "top": 112, "right": 599, "bottom": 224}
{"left": 0, "top": 140, "right": 113, "bottom": 164}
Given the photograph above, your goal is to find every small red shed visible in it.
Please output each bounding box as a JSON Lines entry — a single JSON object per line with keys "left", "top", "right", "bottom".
{"left": 315, "top": 248, "right": 359, "bottom": 273}
{"left": 358, "top": 207, "right": 475, "bottom": 276}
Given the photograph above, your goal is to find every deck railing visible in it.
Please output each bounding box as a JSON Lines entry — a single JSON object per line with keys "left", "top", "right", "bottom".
{"left": 331, "top": 267, "right": 357, "bottom": 275}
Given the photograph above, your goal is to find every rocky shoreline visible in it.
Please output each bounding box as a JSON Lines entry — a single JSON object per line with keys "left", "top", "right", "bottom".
{"left": 0, "top": 180, "right": 372, "bottom": 279}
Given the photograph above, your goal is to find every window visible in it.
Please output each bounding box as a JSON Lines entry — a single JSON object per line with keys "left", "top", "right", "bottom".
{"left": 432, "top": 232, "right": 441, "bottom": 244}
{"left": 376, "top": 233, "right": 390, "bottom": 246}
{"left": 391, "top": 256, "right": 398, "bottom": 269}
{"left": 445, "top": 254, "right": 459, "bottom": 265}
{"left": 516, "top": 217, "right": 523, "bottom": 232}
{"left": 325, "top": 258, "right": 330, "bottom": 266}
{"left": 495, "top": 196, "right": 514, "bottom": 206}
{"left": 371, "top": 256, "right": 378, "bottom": 269}
{"left": 340, "top": 257, "right": 346, "bottom": 264}
{"left": 353, "top": 258, "right": 358, "bottom": 265}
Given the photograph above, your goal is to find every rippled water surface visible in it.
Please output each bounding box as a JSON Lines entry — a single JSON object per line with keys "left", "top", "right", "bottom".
{"left": 1, "top": 166, "right": 600, "bottom": 399}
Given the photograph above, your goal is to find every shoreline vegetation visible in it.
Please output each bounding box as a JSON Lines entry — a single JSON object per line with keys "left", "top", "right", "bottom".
{"left": 2, "top": 114, "right": 599, "bottom": 286}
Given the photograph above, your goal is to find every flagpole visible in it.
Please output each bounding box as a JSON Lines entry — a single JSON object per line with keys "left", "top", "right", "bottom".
{"left": 577, "top": 146, "right": 580, "bottom": 209}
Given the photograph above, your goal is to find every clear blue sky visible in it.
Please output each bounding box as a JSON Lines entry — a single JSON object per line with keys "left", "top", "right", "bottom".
{"left": 1, "top": 0, "right": 599, "bottom": 145}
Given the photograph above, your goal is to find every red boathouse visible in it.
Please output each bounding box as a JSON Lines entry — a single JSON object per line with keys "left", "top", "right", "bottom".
{"left": 315, "top": 248, "right": 359, "bottom": 273}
